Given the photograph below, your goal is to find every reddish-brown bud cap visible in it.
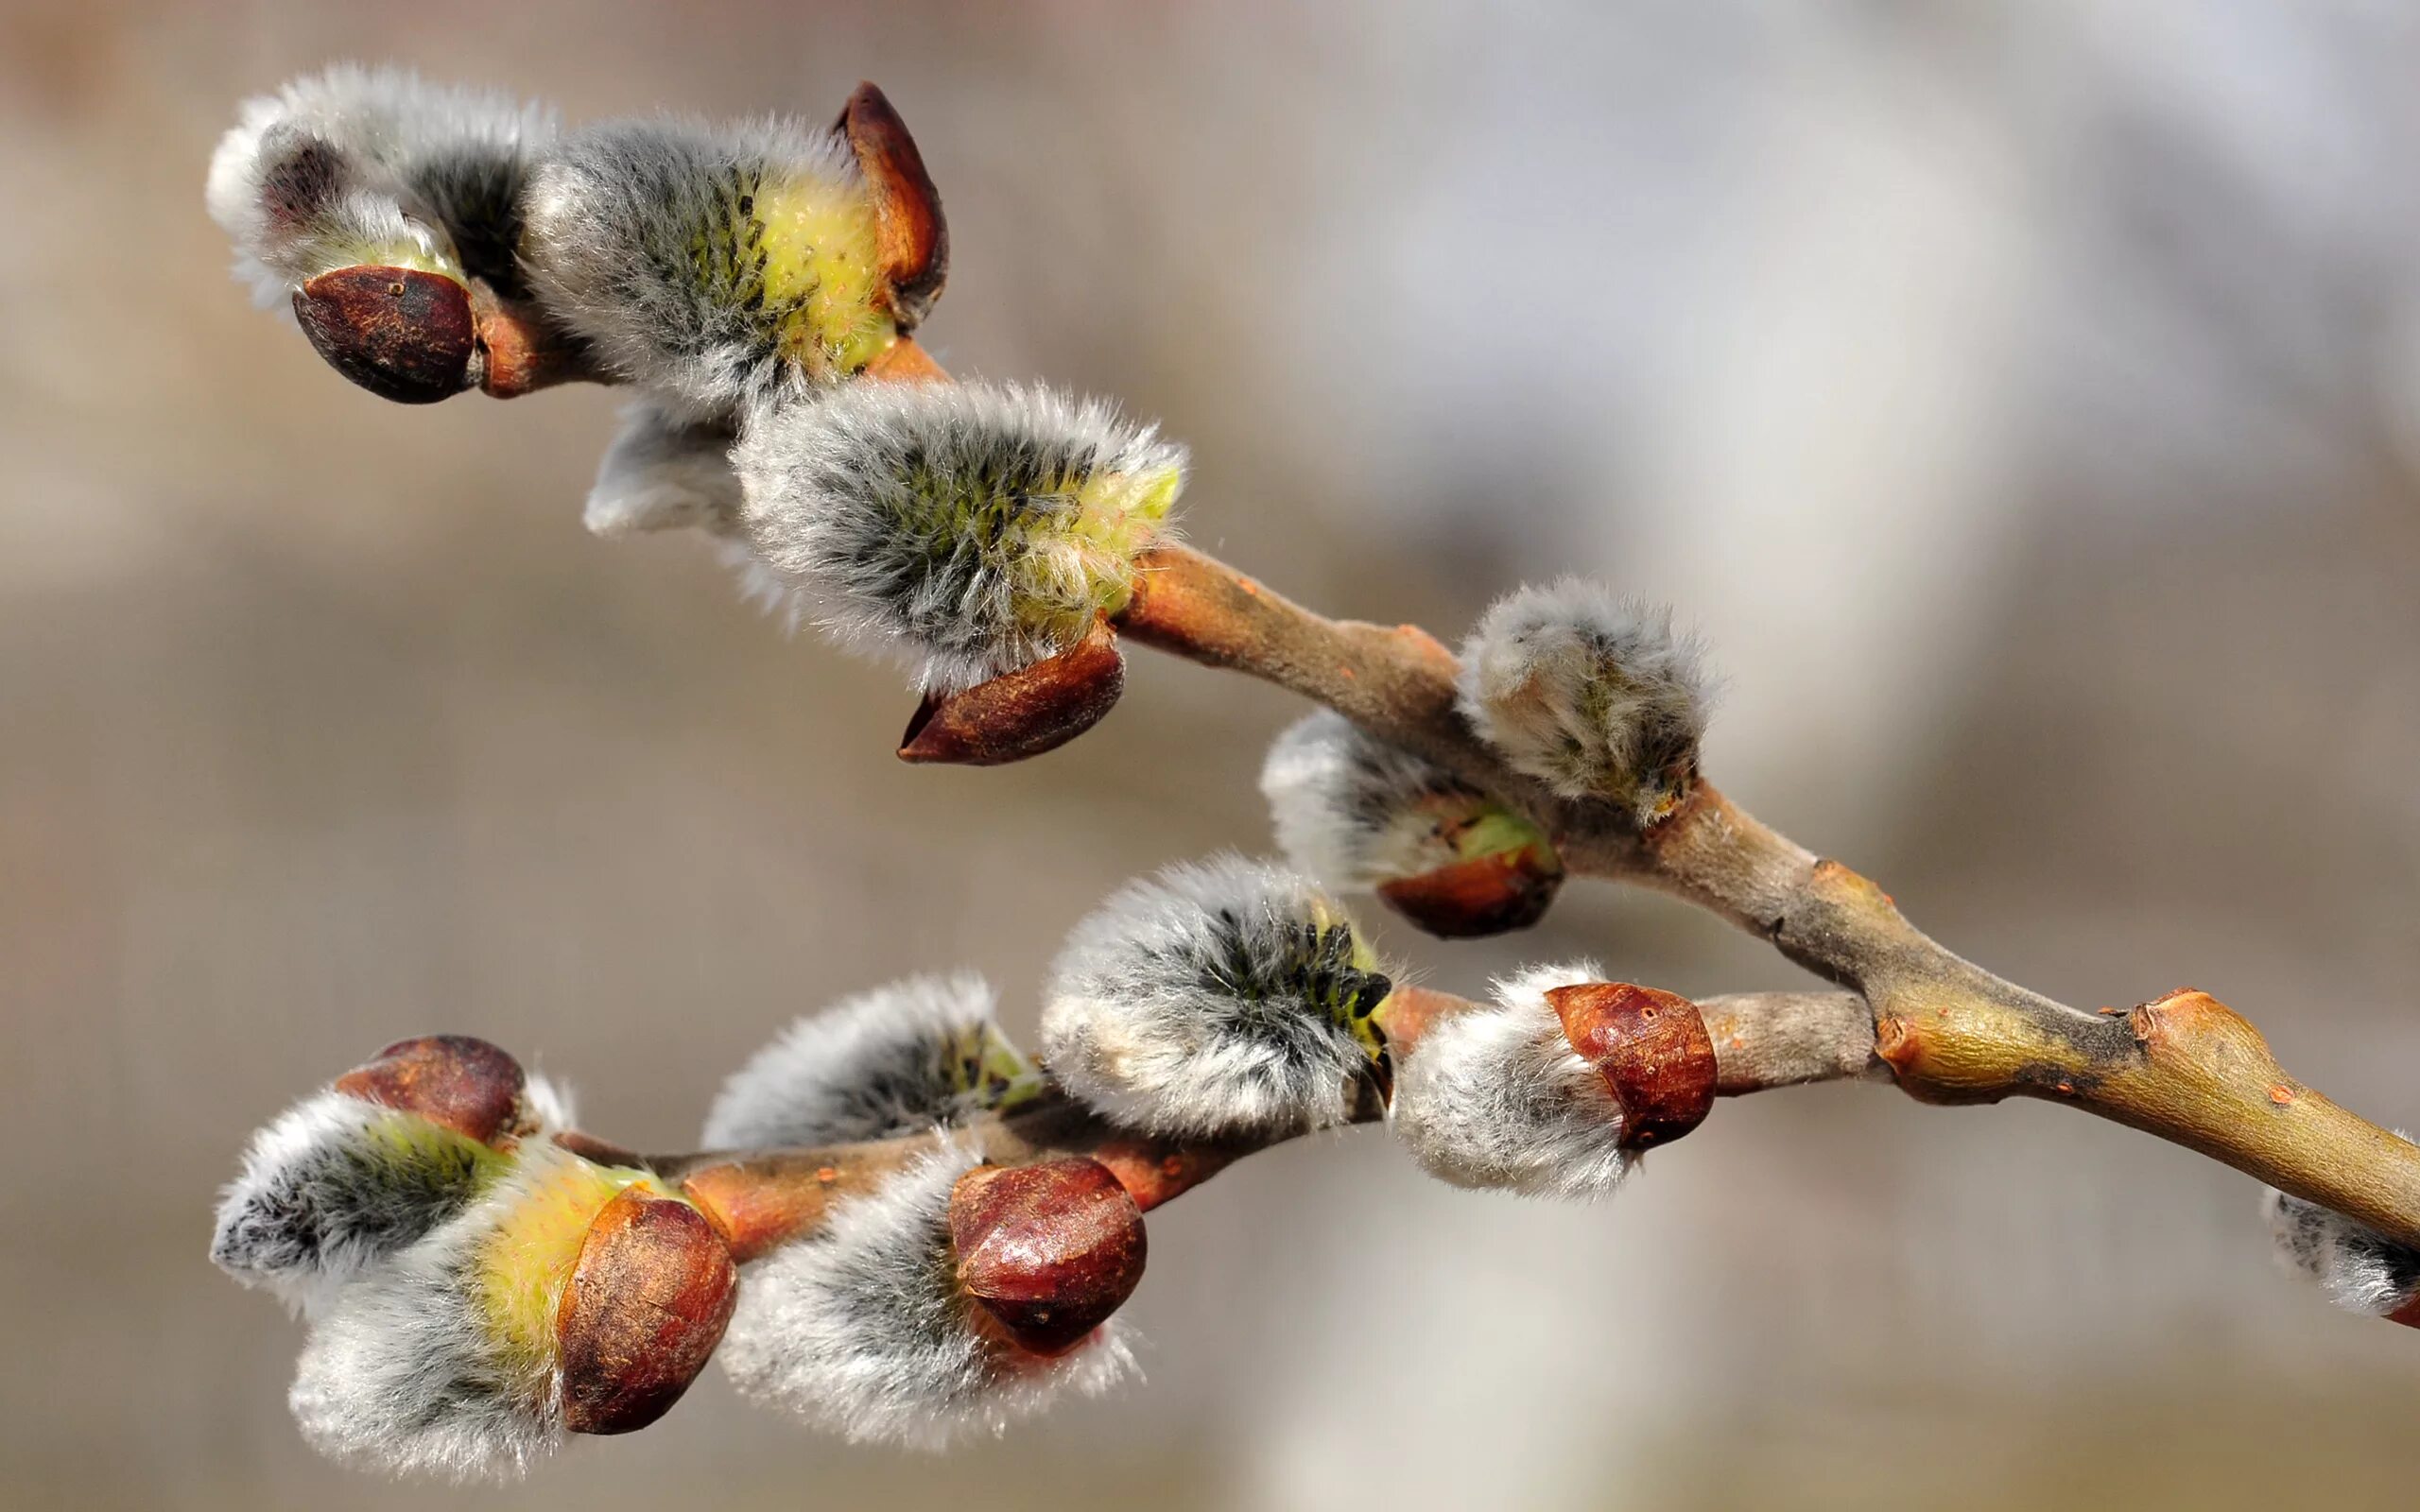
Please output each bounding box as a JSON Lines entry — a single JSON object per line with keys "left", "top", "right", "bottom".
{"left": 293, "top": 266, "right": 475, "bottom": 404}
{"left": 1547, "top": 983, "right": 1717, "bottom": 1150}
{"left": 949, "top": 1159, "right": 1146, "bottom": 1358}
{"left": 836, "top": 81, "right": 948, "bottom": 329}
{"left": 898, "top": 620, "right": 1125, "bottom": 765}
{"left": 1377, "top": 849, "right": 1564, "bottom": 939}
{"left": 335, "top": 1035, "right": 525, "bottom": 1145}
{"left": 557, "top": 1189, "right": 739, "bottom": 1435}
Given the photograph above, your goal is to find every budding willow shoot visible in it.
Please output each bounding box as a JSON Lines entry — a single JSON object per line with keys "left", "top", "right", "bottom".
{"left": 717, "top": 1148, "right": 1136, "bottom": 1448}
{"left": 733, "top": 380, "right": 1185, "bottom": 693}
{"left": 1391, "top": 962, "right": 1636, "bottom": 1198}
{"left": 1458, "top": 580, "right": 1712, "bottom": 823}
{"left": 701, "top": 972, "right": 1044, "bottom": 1150}
{"left": 1040, "top": 856, "right": 1397, "bottom": 1138}
{"left": 196, "top": 60, "right": 2420, "bottom": 1488}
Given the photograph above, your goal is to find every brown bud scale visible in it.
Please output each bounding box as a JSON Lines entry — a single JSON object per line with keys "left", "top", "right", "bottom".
{"left": 293, "top": 266, "right": 474, "bottom": 404}
{"left": 335, "top": 1035, "right": 525, "bottom": 1145}
{"left": 1377, "top": 849, "right": 1563, "bottom": 938}
{"left": 898, "top": 619, "right": 1125, "bottom": 765}
{"left": 1547, "top": 983, "right": 1718, "bottom": 1149}
{"left": 837, "top": 82, "right": 949, "bottom": 329}
{"left": 556, "top": 1189, "right": 738, "bottom": 1435}
{"left": 949, "top": 1159, "right": 1145, "bottom": 1358}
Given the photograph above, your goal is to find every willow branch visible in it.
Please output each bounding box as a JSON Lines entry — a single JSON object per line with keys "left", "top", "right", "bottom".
{"left": 579, "top": 987, "right": 1865, "bottom": 1261}
{"left": 1113, "top": 542, "right": 2420, "bottom": 1248}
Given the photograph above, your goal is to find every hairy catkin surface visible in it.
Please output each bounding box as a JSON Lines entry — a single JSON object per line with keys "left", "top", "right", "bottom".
{"left": 733, "top": 380, "right": 1186, "bottom": 691}
{"left": 1040, "top": 856, "right": 1390, "bottom": 1138}
{"left": 718, "top": 1148, "right": 1134, "bottom": 1448}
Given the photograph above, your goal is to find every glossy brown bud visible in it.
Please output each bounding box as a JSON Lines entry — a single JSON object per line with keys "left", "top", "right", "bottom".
{"left": 1546, "top": 983, "right": 1717, "bottom": 1150}
{"left": 836, "top": 81, "right": 948, "bottom": 329}
{"left": 949, "top": 1159, "right": 1146, "bottom": 1358}
{"left": 898, "top": 618, "right": 1125, "bottom": 765}
{"left": 1377, "top": 847, "right": 1564, "bottom": 939}
{"left": 556, "top": 1189, "right": 739, "bottom": 1435}
{"left": 334, "top": 1034, "right": 525, "bottom": 1145}
{"left": 292, "top": 266, "right": 475, "bottom": 404}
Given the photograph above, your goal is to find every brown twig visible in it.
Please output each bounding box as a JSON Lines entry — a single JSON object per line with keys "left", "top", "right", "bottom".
{"left": 608, "top": 986, "right": 1859, "bottom": 1261}
{"left": 1111, "top": 541, "right": 2420, "bottom": 1248}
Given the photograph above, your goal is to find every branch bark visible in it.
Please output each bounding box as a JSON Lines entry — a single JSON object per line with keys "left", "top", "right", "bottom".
{"left": 1113, "top": 541, "right": 2420, "bottom": 1248}
{"left": 609, "top": 987, "right": 1859, "bottom": 1261}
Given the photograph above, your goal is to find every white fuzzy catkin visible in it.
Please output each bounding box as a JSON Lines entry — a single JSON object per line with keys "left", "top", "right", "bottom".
{"left": 701, "top": 973, "right": 1032, "bottom": 1149}
{"left": 1260, "top": 709, "right": 1498, "bottom": 890}
{"left": 585, "top": 403, "right": 742, "bottom": 538}
{"left": 286, "top": 1141, "right": 618, "bottom": 1482}
{"left": 520, "top": 116, "right": 872, "bottom": 421}
{"left": 210, "top": 1074, "right": 572, "bottom": 1318}
{"left": 2265, "top": 1182, "right": 2420, "bottom": 1316}
{"left": 732, "top": 380, "right": 1187, "bottom": 692}
{"left": 207, "top": 64, "right": 555, "bottom": 304}
{"left": 1039, "top": 856, "right": 1392, "bottom": 1139}
{"left": 1458, "top": 580, "right": 1711, "bottom": 818}
{"left": 718, "top": 1147, "right": 1135, "bottom": 1449}
{"left": 1391, "top": 961, "right": 1634, "bottom": 1198}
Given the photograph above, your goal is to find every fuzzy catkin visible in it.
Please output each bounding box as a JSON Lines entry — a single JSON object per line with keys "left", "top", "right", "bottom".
{"left": 285, "top": 1142, "right": 643, "bottom": 1481}
{"left": 206, "top": 64, "right": 555, "bottom": 303}
{"left": 585, "top": 403, "right": 743, "bottom": 538}
{"left": 732, "top": 379, "right": 1186, "bottom": 692}
{"left": 1458, "top": 579, "right": 1711, "bottom": 819}
{"left": 2266, "top": 1184, "right": 2420, "bottom": 1315}
{"left": 1039, "top": 856, "right": 1392, "bottom": 1139}
{"left": 718, "top": 1147, "right": 1135, "bottom": 1448}
{"left": 701, "top": 973, "right": 1037, "bottom": 1149}
{"left": 521, "top": 116, "right": 883, "bottom": 421}
{"left": 1390, "top": 961, "right": 1634, "bottom": 1198}
{"left": 1261, "top": 709, "right": 1505, "bottom": 889}
{"left": 210, "top": 1074, "right": 573, "bottom": 1318}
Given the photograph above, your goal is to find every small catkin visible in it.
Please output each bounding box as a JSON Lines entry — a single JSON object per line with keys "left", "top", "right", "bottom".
{"left": 717, "top": 1148, "right": 1135, "bottom": 1449}
{"left": 584, "top": 403, "right": 743, "bottom": 538}
{"left": 1260, "top": 708, "right": 1544, "bottom": 890}
{"left": 2265, "top": 1184, "right": 2420, "bottom": 1316}
{"left": 1457, "top": 579, "right": 1712, "bottom": 821}
{"left": 700, "top": 973, "right": 1041, "bottom": 1149}
{"left": 1390, "top": 961, "right": 1633, "bottom": 1198}
{"left": 287, "top": 1143, "right": 653, "bottom": 1481}
{"left": 520, "top": 116, "right": 890, "bottom": 421}
{"left": 211, "top": 1074, "right": 572, "bottom": 1318}
{"left": 1039, "top": 856, "right": 1393, "bottom": 1139}
{"left": 732, "top": 379, "right": 1185, "bottom": 692}
{"left": 206, "top": 64, "right": 555, "bottom": 303}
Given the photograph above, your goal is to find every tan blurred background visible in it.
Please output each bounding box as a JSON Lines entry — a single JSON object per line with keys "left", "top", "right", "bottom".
{"left": 7, "top": 1, "right": 2420, "bottom": 1505}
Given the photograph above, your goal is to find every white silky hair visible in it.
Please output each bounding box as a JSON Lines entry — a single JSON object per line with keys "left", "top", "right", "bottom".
{"left": 1260, "top": 709, "right": 1485, "bottom": 890}
{"left": 519, "top": 116, "right": 865, "bottom": 421}
{"left": 732, "top": 380, "right": 1187, "bottom": 693}
{"left": 718, "top": 1147, "right": 1136, "bottom": 1449}
{"left": 210, "top": 1074, "right": 574, "bottom": 1318}
{"left": 1391, "top": 960, "right": 1634, "bottom": 1199}
{"left": 286, "top": 1141, "right": 603, "bottom": 1483}
{"left": 206, "top": 64, "right": 555, "bottom": 304}
{"left": 585, "top": 403, "right": 743, "bottom": 539}
{"left": 1457, "top": 579, "right": 1712, "bottom": 818}
{"left": 701, "top": 972, "right": 1010, "bottom": 1149}
{"left": 1039, "top": 856, "right": 1386, "bottom": 1139}
{"left": 2265, "top": 1175, "right": 2420, "bottom": 1315}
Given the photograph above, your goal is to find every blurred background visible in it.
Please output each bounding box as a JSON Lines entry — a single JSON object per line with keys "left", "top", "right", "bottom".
{"left": 6, "top": 1, "right": 2420, "bottom": 1506}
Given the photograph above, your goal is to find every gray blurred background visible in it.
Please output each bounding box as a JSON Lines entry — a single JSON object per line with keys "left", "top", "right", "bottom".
{"left": 7, "top": 1, "right": 2420, "bottom": 1506}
